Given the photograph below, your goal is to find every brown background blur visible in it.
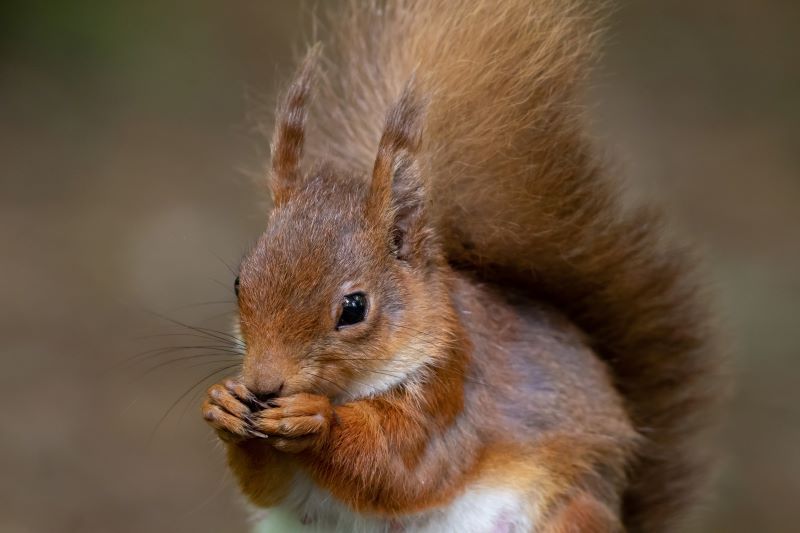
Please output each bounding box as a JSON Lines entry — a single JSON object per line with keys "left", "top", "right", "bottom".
{"left": 1, "top": 1, "right": 798, "bottom": 532}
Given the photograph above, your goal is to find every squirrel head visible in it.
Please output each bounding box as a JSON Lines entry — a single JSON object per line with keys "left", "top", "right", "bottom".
{"left": 236, "top": 49, "right": 452, "bottom": 401}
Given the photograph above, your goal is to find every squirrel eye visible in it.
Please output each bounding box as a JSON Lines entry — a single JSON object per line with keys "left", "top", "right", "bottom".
{"left": 336, "top": 292, "right": 367, "bottom": 329}
{"left": 234, "top": 276, "right": 240, "bottom": 297}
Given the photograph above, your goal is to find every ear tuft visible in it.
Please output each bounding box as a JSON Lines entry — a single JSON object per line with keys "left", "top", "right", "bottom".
{"left": 369, "top": 80, "right": 430, "bottom": 261}
{"left": 370, "top": 80, "right": 425, "bottom": 207}
{"left": 270, "top": 44, "right": 322, "bottom": 206}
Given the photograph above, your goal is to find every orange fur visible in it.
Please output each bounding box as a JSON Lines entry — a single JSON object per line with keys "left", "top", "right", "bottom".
{"left": 201, "top": 1, "right": 721, "bottom": 531}
{"left": 542, "top": 494, "right": 622, "bottom": 533}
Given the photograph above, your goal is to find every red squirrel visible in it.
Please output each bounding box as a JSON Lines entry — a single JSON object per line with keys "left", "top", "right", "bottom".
{"left": 201, "top": 1, "right": 720, "bottom": 531}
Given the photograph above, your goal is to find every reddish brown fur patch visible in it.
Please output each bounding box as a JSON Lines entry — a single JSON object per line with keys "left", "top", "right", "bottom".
{"left": 543, "top": 494, "right": 622, "bottom": 533}
{"left": 226, "top": 440, "right": 296, "bottom": 508}
{"left": 302, "top": 347, "right": 470, "bottom": 514}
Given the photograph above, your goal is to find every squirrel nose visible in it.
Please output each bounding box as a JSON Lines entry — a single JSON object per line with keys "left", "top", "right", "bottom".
{"left": 253, "top": 383, "right": 284, "bottom": 404}
{"left": 244, "top": 375, "right": 284, "bottom": 402}
{"left": 242, "top": 351, "right": 291, "bottom": 401}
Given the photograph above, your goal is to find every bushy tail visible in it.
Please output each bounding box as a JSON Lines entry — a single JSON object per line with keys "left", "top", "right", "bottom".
{"left": 307, "top": 1, "right": 720, "bottom": 530}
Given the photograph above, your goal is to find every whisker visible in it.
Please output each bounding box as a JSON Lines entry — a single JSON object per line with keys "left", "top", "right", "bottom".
{"left": 111, "top": 344, "right": 243, "bottom": 373}
{"left": 198, "top": 309, "right": 238, "bottom": 323}
{"left": 310, "top": 365, "right": 390, "bottom": 394}
{"left": 179, "top": 360, "right": 243, "bottom": 423}
{"left": 136, "top": 332, "right": 239, "bottom": 342}
{"left": 143, "top": 310, "right": 245, "bottom": 348}
{"left": 138, "top": 353, "right": 243, "bottom": 379}
{"left": 305, "top": 368, "right": 350, "bottom": 397}
{"left": 208, "top": 249, "right": 239, "bottom": 277}
{"left": 184, "top": 359, "right": 242, "bottom": 371}
{"left": 138, "top": 344, "right": 243, "bottom": 357}
{"left": 148, "top": 363, "right": 241, "bottom": 445}
{"left": 166, "top": 300, "right": 237, "bottom": 312}
{"left": 211, "top": 278, "right": 233, "bottom": 293}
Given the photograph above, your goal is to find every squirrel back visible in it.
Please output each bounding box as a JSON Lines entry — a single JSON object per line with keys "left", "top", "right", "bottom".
{"left": 301, "top": 1, "right": 720, "bottom": 531}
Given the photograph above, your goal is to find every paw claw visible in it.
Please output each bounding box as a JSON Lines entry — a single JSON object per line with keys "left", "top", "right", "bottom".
{"left": 202, "top": 379, "right": 257, "bottom": 442}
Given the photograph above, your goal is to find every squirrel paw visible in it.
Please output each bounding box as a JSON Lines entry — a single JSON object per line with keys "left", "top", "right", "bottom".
{"left": 251, "top": 393, "right": 333, "bottom": 453}
{"left": 202, "top": 378, "right": 262, "bottom": 443}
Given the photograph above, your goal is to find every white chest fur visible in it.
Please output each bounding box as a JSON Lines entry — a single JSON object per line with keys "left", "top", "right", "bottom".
{"left": 251, "top": 473, "right": 535, "bottom": 533}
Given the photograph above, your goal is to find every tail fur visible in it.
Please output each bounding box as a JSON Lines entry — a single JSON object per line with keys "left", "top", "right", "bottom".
{"left": 305, "top": 1, "right": 720, "bottom": 530}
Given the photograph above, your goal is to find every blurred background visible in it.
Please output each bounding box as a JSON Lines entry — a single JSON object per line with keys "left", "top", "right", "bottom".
{"left": 1, "top": 1, "right": 798, "bottom": 532}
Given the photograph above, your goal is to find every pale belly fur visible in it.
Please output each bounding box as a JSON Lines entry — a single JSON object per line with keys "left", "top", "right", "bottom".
{"left": 250, "top": 473, "right": 536, "bottom": 533}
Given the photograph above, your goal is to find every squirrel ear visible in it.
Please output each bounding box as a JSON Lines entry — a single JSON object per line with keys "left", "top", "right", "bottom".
{"left": 369, "top": 81, "right": 429, "bottom": 260}
{"left": 269, "top": 44, "right": 321, "bottom": 207}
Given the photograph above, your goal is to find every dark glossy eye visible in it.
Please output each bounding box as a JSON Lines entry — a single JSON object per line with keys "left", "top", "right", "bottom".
{"left": 336, "top": 292, "right": 367, "bottom": 329}
{"left": 234, "top": 276, "right": 240, "bottom": 298}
